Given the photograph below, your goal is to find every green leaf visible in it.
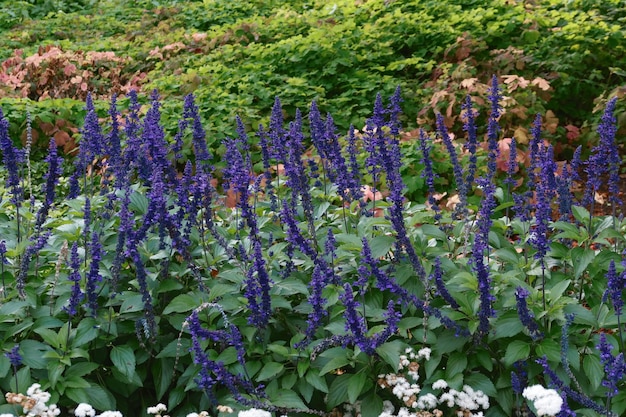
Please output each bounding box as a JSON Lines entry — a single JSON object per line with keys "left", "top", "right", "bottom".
{"left": 360, "top": 393, "right": 383, "bottom": 417}
{"left": 445, "top": 352, "right": 468, "bottom": 380}
{"left": 503, "top": 340, "right": 530, "bottom": 367}
{"left": 375, "top": 340, "right": 404, "bottom": 369}
{"left": 326, "top": 374, "right": 350, "bottom": 408}
{"left": 493, "top": 313, "right": 524, "bottom": 339}
{"left": 119, "top": 294, "right": 145, "bottom": 314}
{"left": 572, "top": 205, "right": 591, "bottom": 224}
{"left": 66, "top": 385, "right": 116, "bottom": 411}
{"left": 270, "top": 390, "right": 307, "bottom": 410}
{"left": 153, "top": 358, "right": 174, "bottom": 400}
{"left": 369, "top": 235, "right": 395, "bottom": 259}
{"left": 65, "top": 362, "right": 99, "bottom": 379}
{"left": 319, "top": 355, "right": 351, "bottom": 376}
{"left": 583, "top": 354, "right": 604, "bottom": 391}
{"left": 536, "top": 339, "right": 560, "bottom": 363}
{"left": 110, "top": 345, "right": 136, "bottom": 378}
{"left": 463, "top": 372, "right": 497, "bottom": 397}
{"left": 305, "top": 369, "right": 329, "bottom": 393}
{"left": 73, "top": 318, "right": 99, "bottom": 347}
{"left": 167, "top": 386, "right": 185, "bottom": 411}
{"left": 163, "top": 293, "right": 200, "bottom": 314}
{"left": 257, "top": 361, "right": 284, "bottom": 381}
{"left": 47, "top": 362, "right": 65, "bottom": 389}
{"left": 571, "top": 247, "right": 594, "bottom": 279}
{"left": 347, "top": 372, "right": 367, "bottom": 404}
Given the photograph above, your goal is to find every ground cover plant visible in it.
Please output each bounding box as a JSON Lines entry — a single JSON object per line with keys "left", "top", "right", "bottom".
{"left": 0, "top": 75, "right": 625, "bottom": 417}
{"left": 1, "top": 0, "right": 625, "bottom": 160}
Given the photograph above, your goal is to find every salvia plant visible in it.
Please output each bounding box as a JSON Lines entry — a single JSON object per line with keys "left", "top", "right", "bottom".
{"left": 0, "top": 79, "right": 624, "bottom": 417}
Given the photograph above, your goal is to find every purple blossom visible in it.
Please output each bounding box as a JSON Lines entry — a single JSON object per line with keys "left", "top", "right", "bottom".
{"left": 183, "top": 94, "right": 212, "bottom": 167}
{"left": 536, "top": 356, "right": 605, "bottom": 413}
{"left": 431, "top": 257, "right": 459, "bottom": 309}
{"left": 531, "top": 144, "right": 556, "bottom": 264}
{"left": 436, "top": 113, "right": 466, "bottom": 210}
{"left": 503, "top": 138, "right": 518, "bottom": 188}
{"left": 462, "top": 95, "right": 479, "bottom": 193}
{"left": 345, "top": 125, "right": 363, "bottom": 202}
{"left": 514, "top": 287, "right": 542, "bottom": 340}
{"left": 128, "top": 245, "right": 156, "bottom": 341}
{"left": 82, "top": 93, "right": 105, "bottom": 156}
{"left": 298, "top": 261, "right": 329, "bottom": 345}
{"left": 597, "top": 333, "right": 626, "bottom": 398}
{"left": 0, "top": 108, "right": 24, "bottom": 205}
{"left": 63, "top": 242, "right": 83, "bottom": 317}
{"left": 472, "top": 176, "right": 497, "bottom": 338}
{"left": 35, "top": 138, "right": 63, "bottom": 231}
{"left": 486, "top": 75, "right": 502, "bottom": 178}
{"left": 419, "top": 129, "right": 440, "bottom": 220}
{"left": 245, "top": 239, "right": 272, "bottom": 328}
{"left": 603, "top": 260, "right": 624, "bottom": 317}
{"left": 107, "top": 94, "right": 124, "bottom": 187}
{"left": 339, "top": 284, "right": 374, "bottom": 355}
{"left": 511, "top": 361, "right": 527, "bottom": 395}
{"left": 5, "top": 345, "right": 21, "bottom": 368}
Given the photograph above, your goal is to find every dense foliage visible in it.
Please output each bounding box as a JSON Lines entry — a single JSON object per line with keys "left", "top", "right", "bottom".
{"left": 1, "top": 0, "right": 625, "bottom": 159}
{"left": 0, "top": 78, "right": 624, "bottom": 417}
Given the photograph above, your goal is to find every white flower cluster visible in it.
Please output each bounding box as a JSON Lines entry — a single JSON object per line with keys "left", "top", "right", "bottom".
{"left": 377, "top": 347, "right": 490, "bottom": 417}
{"left": 4, "top": 383, "right": 60, "bottom": 417}
{"left": 522, "top": 385, "right": 563, "bottom": 417}
{"left": 237, "top": 409, "right": 271, "bottom": 417}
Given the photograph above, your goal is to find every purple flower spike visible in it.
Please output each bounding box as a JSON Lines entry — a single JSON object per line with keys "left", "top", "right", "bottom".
{"left": 514, "top": 287, "right": 543, "bottom": 340}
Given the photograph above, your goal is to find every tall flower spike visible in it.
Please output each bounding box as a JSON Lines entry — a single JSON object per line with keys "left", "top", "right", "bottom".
{"left": 431, "top": 257, "right": 459, "bottom": 309}
{"left": 340, "top": 283, "right": 373, "bottom": 354}
{"left": 183, "top": 93, "right": 212, "bottom": 167}
{"left": 462, "top": 95, "right": 479, "bottom": 194}
{"left": 34, "top": 138, "right": 63, "bottom": 231}
{"left": 436, "top": 113, "right": 466, "bottom": 212}
{"left": 514, "top": 287, "right": 543, "bottom": 341}
{"left": 419, "top": 129, "right": 440, "bottom": 221}
{"left": 86, "top": 231, "right": 102, "bottom": 317}
{"left": 63, "top": 242, "right": 84, "bottom": 317}
{"left": 486, "top": 75, "right": 502, "bottom": 179}
{"left": 83, "top": 92, "right": 105, "bottom": 157}
{"left": 245, "top": 239, "right": 272, "bottom": 328}
{"left": 0, "top": 108, "right": 24, "bottom": 206}
{"left": 603, "top": 260, "right": 624, "bottom": 317}
{"left": 597, "top": 333, "right": 626, "bottom": 398}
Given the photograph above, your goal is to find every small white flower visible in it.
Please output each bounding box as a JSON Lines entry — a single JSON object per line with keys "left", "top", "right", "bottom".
{"left": 416, "top": 347, "right": 431, "bottom": 361}
{"left": 186, "top": 414, "right": 199, "bottom": 417}
{"left": 0, "top": 414, "right": 16, "bottom": 417}
{"left": 216, "top": 406, "right": 234, "bottom": 414}
{"left": 432, "top": 379, "right": 448, "bottom": 390}
{"left": 75, "top": 404, "right": 96, "bottom": 417}
{"left": 238, "top": 409, "right": 272, "bottom": 417}
{"left": 147, "top": 404, "right": 167, "bottom": 415}
{"left": 27, "top": 384, "right": 42, "bottom": 396}
{"left": 416, "top": 393, "right": 438, "bottom": 409}
{"left": 97, "top": 412, "right": 122, "bottom": 417}
{"left": 522, "top": 385, "right": 562, "bottom": 416}
{"left": 382, "top": 400, "right": 394, "bottom": 414}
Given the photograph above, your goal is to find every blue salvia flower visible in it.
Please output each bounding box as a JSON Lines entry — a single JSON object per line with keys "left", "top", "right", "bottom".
{"left": 387, "top": 86, "right": 403, "bottom": 138}
{"left": 0, "top": 108, "right": 24, "bottom": 206}
{"left": 515, "top": 287, "right": 543, "bottom": 340}
{"left": 245, "top": 239, "right": 272, "bottom": 328}
{"left": 64, "top": 242, "right": 84, "bottom": 317}
{"left": 363, "top": 94, "right": 386, "bottom": 187}
{"left": 188, "top": 310, "right": 247, "bottom": 368}
{"left": 570, "top": 145, "right": 582, "bottom": 182}
{"left": 86, "top": 231, "right": 102, "bottom": 317}
{"left": 361, "top": 237, "right": 468, "bottom": 336}
{"left": 323, "top": 113, "right": 354, "bottom": 201}
{"left": 123, "top": 90, "right": 147, "bottom": 178}
{"left": 110, "top": 188, "right": 132, "bottom": 296}
{"left": 299, "top": 262, "right": 330, "bottom": 345}
{"left": 597, "top": 333, "right": 626, "bottom": 398}
{"left": 531, "top": 144, "right": 556, "bottom": 264}
{"left": 583, "top": 98, "right": 619, "bottom": 210}
{"left": 256, "top": 125, "right": 278, "bottom": 212}
{"left": 285, "top": 110, "right": 315, "bottom": 228}
{"left": 141, "top": 90, "right": 175, "bottom": 184}
{"left": 309, "top": 101, "right": 328, "bottom": 161}
{"left": 83, "top": 92, "right": 106, "bottom": 156}
{"left": 536, "top": 356, "right": 605, "bottom": 413}
{"left": 462, "top": 95, "right": 479, "bottom": 195}
{"left": 431, "top": 257, "right": 459, "bottom": 309}
{"left": 436, "top": 113, "right": 466, "bottom": 211}
{"left": 419, "top": 129, "right": 440, "bottom": 221}
{"left": 513, "top": 114, "right": 543, "bottom": 222}
{"left": 472, "top": 176, "right": 497, "bottom": 338}
{"left": 556, "top": 162, "right": 574, "bottom": 221}
{"left": 510, "top": 360, "right": 528, "bottom": 395}
{"left": 16, "top": 232, "right": 50, "bottom": 297}
{"left": 603, "top": 260, "right": 624, "bottom": 317}
{"left": 170, "top": 118, "right": 188, "bottom": 161}
{"left": 34, "top": 138, "right": 63, "bottom": 231}
{"left": 128, "top": 245, "right": 156, "bottom": 341}
{"left": 372, "top": 300, "right": 401, "bottom": 347}
{"left": 340, "top": 283, "right": 374, "bottom": 354}
{"left": 5, "top": 345, "right": 21, "bottom": 368}
{"left": 269, "top": 96, "right": 287, "bottom": 162}
{"left": 486, "top": 75, "right": 502, "bottom": 178}
{"left": 183, "top": 94, "right": 212, "bottom": 168}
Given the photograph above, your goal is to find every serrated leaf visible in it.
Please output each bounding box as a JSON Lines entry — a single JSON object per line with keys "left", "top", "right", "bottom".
{"left": 360, "top": 393, "right": 383, "bottom": 417}
{"left": 319, "top": 355, "right": 351, "bottom": 376}
{"left": 163, "top": 293, "right": 199, "bottom": 314}
{"left": 583, "top": 354, "right": 603, "bottom": 391}
{"left": 110, "top": 345, "right": 136, "bottom": 378}
{"left": 66, "top": 385, "right": 116, "bottom": 411}
{"left": 446, "top": 352, "right": 468, "bottom": 380}
{"left": 270, "top": 390, "right": 307, "bottom": 410}
{"left": 536, "top": 339, "right": 560, "bottom": 363}
{"left": 463, "top": 372, "right": 497, "bottom": 396}
{"left": 504, "top": 340, "right": 531, "bottom": 366}
{"left": 305, "top": 369, "right": 329, "bottom": 393}
{"left": 571, "top": 247, "right": 594, "bottom": 279}
{"left": 257, "top": 361, "right": 284, "bottom": 381}
{"left": 369, "top": 235, "right": 395, "bottom": 259}
{"left": 347, "top": 372, "right": 367, "bottom": 404}
{"left": 326, "top": 374, "right": 350, "bottom": 408}
{"left": 375, "top": 340, "right": 404, "bottom": 369}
